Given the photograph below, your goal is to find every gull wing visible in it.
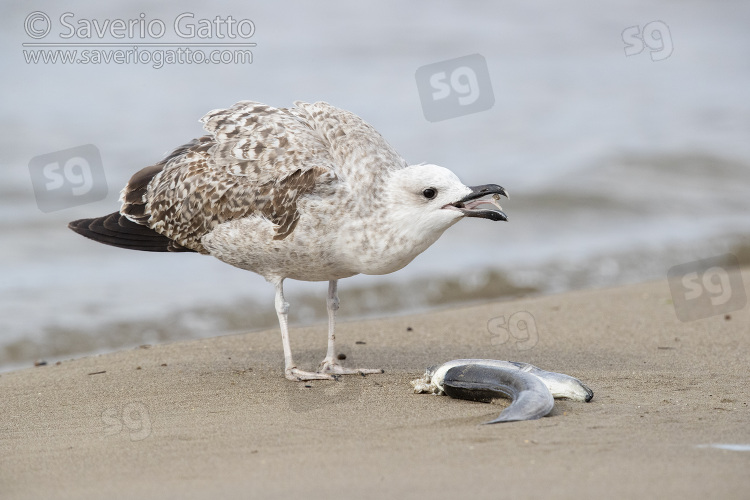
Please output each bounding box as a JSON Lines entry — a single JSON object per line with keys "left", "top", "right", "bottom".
{"left": 119, "top": 101, "right": 340, "bottom": 252}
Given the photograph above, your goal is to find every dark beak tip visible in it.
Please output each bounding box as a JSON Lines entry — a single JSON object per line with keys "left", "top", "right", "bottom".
{"left": 465, "top": 184, "right": 510, "bottom": 201}
{"left": 461, "top": 209, "right": 508, "bottom": 222}
{"left": 489, "top": 184, "right": 510, "bottom": 200}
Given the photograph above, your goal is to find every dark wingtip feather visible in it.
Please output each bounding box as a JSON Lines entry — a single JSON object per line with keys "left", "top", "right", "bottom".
{"left": 68, "top": 212, "right": 196, "bottom": 253}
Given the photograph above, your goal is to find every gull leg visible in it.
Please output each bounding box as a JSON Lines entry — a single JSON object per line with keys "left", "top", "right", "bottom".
{"left": 273, "top": 279, "right": 333, "bottom": 381}
{"left": 318, "top": 280, "right": 384, "bottom": 376}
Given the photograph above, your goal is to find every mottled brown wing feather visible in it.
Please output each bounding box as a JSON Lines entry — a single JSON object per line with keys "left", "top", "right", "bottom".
{"left": 291, "top": 101, "right": 407, "bottom": 175}
{"left": 120, "top": 102, "right": 340, "bottom": 253}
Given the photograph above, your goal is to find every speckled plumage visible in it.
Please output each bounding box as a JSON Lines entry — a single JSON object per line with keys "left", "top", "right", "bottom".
{"left": 70, "top": 100, "right": 508, "bottom": 380}
{"left": 117, "top": 101, "right": 458, "bottom": 282}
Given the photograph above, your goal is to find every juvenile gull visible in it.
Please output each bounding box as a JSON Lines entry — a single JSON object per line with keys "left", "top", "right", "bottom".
{"left": 69, "top": 101, "right": 509, "bottom": 381}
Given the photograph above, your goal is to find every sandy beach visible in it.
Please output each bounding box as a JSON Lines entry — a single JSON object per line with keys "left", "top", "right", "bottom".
{"left": 2, "top": 272, "right": 748, "bottom": 500}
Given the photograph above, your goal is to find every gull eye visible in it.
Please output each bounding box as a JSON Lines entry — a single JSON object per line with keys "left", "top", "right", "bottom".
{"left": 422, "top": 188, "right": 437, "bottom": 200}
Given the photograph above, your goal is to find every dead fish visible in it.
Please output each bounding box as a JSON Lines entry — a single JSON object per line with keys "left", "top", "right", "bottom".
{"left": 411, "top": 359, "right": 593, "bottom": 424}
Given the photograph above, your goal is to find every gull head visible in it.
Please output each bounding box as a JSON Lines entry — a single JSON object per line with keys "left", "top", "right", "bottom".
{"left": 386, "top": 164, "right": 509, "bottom": 235}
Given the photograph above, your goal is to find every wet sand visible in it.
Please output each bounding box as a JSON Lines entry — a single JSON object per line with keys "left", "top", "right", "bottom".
{"left": 1, "top": 272, "right": 749, "bottom": 499}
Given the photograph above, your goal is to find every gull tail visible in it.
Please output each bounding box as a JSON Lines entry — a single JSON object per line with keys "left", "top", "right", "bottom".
{"left": 68, "top": 212, "right": 195, "bottom": 253}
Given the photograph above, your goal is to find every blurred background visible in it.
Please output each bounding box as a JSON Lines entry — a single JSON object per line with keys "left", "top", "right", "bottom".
{"left": 1, "top": 0, "right": 748, "bottom": 370}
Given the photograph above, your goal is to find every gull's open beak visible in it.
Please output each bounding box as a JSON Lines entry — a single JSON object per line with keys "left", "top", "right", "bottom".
{"left": 444, "top": 184, "right": 509, "bottom": 221}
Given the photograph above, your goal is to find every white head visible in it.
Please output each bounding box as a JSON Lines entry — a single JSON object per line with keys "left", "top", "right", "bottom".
{"left": 344, "top": 163, "right": 508, "bottom": 276}
{"left": 385, "top": 163, "right": 508, "bottom": 238}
